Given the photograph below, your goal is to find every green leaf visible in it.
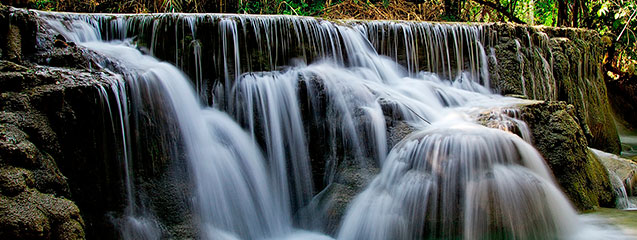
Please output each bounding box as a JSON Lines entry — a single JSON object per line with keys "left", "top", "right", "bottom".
{"left": 597, "top": 2, "right": 609, "bottom": 17}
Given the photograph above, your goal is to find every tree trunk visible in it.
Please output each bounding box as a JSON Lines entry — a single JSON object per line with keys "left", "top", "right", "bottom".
{"left": 557, "top": 0, "right": 568, "bottom": 27}
{"left": 572, "top": 0, "right": 580, "bottom": 27}
{"left": 471, "top": 0, "right": 526, "bottom": 24}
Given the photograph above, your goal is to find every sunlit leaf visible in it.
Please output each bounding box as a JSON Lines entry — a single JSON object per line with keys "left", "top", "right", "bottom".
{"left": 597, "top": 2, "right": 609, "bottom": 17}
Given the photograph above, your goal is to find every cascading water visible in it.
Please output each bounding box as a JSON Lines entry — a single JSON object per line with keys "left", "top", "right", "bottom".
{"left": 337, "top": 121, "right": 576, "bottom": 239}
{"left": 45, "top": 15, "right": 328, "bottom": 239}
{"left": 38, "top": 10, "right": 631, "bottom": 240}
{"left": 592, "top": 149, "right": 637, "bottom": 210}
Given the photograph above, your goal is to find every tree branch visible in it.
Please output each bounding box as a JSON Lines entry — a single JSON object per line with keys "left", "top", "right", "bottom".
{"left": 471, "top": 0, "right": 526, "bottom": 24}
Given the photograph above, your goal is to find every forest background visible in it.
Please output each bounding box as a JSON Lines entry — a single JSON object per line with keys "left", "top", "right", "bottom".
{"left": 4, "top": 0, "right": 636, "bottom": 82}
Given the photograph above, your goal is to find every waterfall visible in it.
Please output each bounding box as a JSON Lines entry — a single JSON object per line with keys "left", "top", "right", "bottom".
{"left": 592, "top": 149, "right": 637, "bottom": 210}
{"left": 45, "top": 15, "right": 327, "bottom": 239}
{"left": 38, "top": 10, "right": 630, "bottom": 240}
{"left": 337, "top": 122, "right": 576, "bottom": 239}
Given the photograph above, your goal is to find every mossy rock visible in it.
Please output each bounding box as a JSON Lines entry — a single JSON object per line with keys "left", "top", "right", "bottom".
{"left": 0, "top": 166, "right": 34, "bottom": 196}
{"left": 519, "top": 101, "right": 615, "bottom": 210}
{"left": 0, "top": 123, "right": 40, "bottom": 168}
{"left": 487, "top": 23, "right": 621, "bottom": 154}
{"left": 0, "top": 189, "right": 85, "bottom": 240}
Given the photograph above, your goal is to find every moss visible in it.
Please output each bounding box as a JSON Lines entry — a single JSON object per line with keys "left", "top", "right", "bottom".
{"left": 0, "top": 123, "right": 41, "bottom": 168}
{"left": 581, "top": 150, "right": 615, "bottom": 208}
{"left": 519, "top": 101, "right": 615, "bottom": 210}
{"left": 0, "top": 193, "right": 51, "bottom": 239}
{"left": 5, "top": 24, "right": 22, "bottom": 62}
{"left": 488, "top": 23, "right": 621, "bottom": 154}
{"left": 0, "top": 189, "right": 85, "bottom": 240}
{"left": 0, "top": 166, "right": 34, "bottom": 196}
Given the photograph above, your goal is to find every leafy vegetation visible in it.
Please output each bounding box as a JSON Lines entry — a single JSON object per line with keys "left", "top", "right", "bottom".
{"left": 238, "top": 0, "right": 326, "bottom": 15}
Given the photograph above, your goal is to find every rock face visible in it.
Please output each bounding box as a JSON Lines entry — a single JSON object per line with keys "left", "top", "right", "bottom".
{"left": 517, "top": 102, "right": 615, "bottom": 210}
{"left": 0, "top": 5, "right": 127, "bottom": 240}
{"left": 487, "top": 23, "right": 621, "bottom": 154}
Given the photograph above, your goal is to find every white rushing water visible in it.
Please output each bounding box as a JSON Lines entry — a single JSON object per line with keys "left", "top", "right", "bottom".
{"left": 39, "top": 10, "right": 631, "bottom": 240}
{"left": 592, "top": 149, "right": 637, "bottom": 210}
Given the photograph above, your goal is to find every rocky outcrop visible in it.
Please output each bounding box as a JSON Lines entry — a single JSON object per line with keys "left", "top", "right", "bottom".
{"left": 592, "top": 149, "right": 637, "bottom": 203}
{"left": 0, "top": 63, "right": 92, "bottom": 239}
{"left": 0, "top": 5, "right": 125, "bottom": 239}
{"left": 300, "top": 160, "right": 379, "bottom": 235}
{"left": 487, "top": 23, "right": 621, "bottom": 154}
{"left": 477, "top": 101, "right": 616, "bottom": 211}
{"left": 517, "top": 102, "right": 615, "bottom": 210}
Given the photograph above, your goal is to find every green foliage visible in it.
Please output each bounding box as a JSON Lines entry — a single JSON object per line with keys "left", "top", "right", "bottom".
{"left": 31, "top": 0, "right": 55, "bottom": 11}
{"left": 163, "top": 0, "right": 182, "bottom": 12}
{"left": 534, "top": 0, "right": 556, "bottom": 26}
{"left": 238, "top": 0, "right": 326, "bottom": 16}
{"left": 237, "top": 1, "right": 264, "bottom": 13}
{"left": 585, "top": 1, "right": 637, "bottom": 72}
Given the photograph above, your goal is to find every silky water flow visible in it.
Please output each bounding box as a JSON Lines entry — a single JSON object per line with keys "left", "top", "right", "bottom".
{"left": 39, "top": 11, "right": 630, "bottom": 240}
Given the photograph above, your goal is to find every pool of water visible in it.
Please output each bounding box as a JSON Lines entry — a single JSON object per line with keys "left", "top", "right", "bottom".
{"left": 586, "top": 208, "right": 637, "bottom": 238}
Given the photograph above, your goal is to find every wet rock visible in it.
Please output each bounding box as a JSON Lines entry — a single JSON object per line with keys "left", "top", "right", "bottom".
{"left": 0, "top": 6, "right": 124, "bottom": 239}
{"left": 0, "top": 71, "right": 25, "bottom": 91}
{"left": 1, "top": 6, "right": 36, "bottom": 63}
{"left": 54, "top": 35, "right": 69, "bottom": 48}
{"left": 0, "top": 189, "right": 85, "bottom": 240}
{"left": 518, "top": 101, "right": 615, "bottom": 210}
{"left": 0, "top": 123, "right": 40, "bottom": 168}
{"left": 0, "top": 60, "right": 28, "bottom": 72}
{"left": 300, "top": 160, "right": 379, "bottom": 236}
{"left": 36, "top": 45, "right": 93, "bottom": 69}
{"left": 0, "top": 166, "right": 34, "bottom": 196}
{"left": 0, "top": 111, "right": 61, "bottom": 158}
{"left": 0, "top": 121, "right": 70, "bottom": 197}
{"left": 593, "top": 149, "right": 637, "bottom": 197}
{"left": 0, "top": 193, "right": 51, "bottom": 239}
{"left": 386, "top": 120, "right": 416, "bottom": 150}
{"left": 5, "top": 24, "right": 22, "bottom": 62}
{"left": 488, "top": 23, "right": 621, "bottom": 154}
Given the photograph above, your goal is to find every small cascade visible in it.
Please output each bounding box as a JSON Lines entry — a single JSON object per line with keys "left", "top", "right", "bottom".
{"left": 475, "top": 107, "right": 533, "bottom": 143}
{"left": 514, "top": 39, "right": 528, "bottom": 96}
{"left": 231, "top": 70, "right": 313, "bottom": 215}
{"left": 337, "top": 121, "right": 577, "bottom": 240}
{"left": 592, "top": 149, "right": 637, "bottom": 210}
{"left": 84, "top": 40, "right": 317, "bottom": 239}
{"left": 96, "top": 79, "right": 164, "bottom": 239}
{"left": 361, "top": 21, "right": 490, "bottom": 87}
{"left": 45, "top": 16, "right": 324, "bottom": 239}
{"left": 37, "top": 10, "right": 632, "bottom": 240}
{"left": 38, "top": 12, "right": 493, "bottom": 104}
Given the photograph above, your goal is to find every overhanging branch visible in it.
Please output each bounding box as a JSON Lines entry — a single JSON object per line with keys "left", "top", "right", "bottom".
{"left": 471, "top": 0, "right": 526, "bottom": 24}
